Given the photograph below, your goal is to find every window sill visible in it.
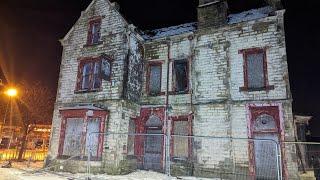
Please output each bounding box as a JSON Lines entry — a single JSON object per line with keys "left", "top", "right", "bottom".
{"left": 147, "top": 92, "right": 165, "bottom": 96}
{"left": 169, "top": 90, "right": 190, "bottom": 95}
{"left": 239, "top": 85, "right": 275, "bottom": 92}
{"left": 74, "top": 88, "right": 102, "bottom": 94}
{"left": 83, "top": 41, "right": 103, "bottom": 47}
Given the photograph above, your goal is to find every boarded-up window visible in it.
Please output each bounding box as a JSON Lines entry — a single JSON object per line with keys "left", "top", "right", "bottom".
{"left": 148, "top": 64, "right": 161, "bottom": 95}
{"left": 63, "top": 118, "right": 83, "bottom": 156}
{"left": 246, "top": 52, "right": 265, "bottom": 88}
{"left": 173, "top": 120, "right": 189, "bottom": 158}
{"left": 86, "top": 118, "right": 101, "bottom": 157}
{"left": 174, "top": 60, "right": 188, "bottom": 92}
{"left": 127, "top": 119, "right": 136, "bottom": 155}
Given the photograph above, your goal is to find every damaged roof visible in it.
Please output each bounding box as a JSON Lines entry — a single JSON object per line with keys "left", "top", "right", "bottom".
{"left": 227, "top": 6, "right": 273, "bottom": 24}
{"left": 142, "top": 22, "right": 197, "bottom": 40}
{"left": 141, "top": 6, "right": 274, "bottom": 41}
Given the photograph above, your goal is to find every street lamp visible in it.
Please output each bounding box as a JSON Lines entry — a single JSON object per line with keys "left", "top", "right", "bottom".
{"left": 2, "top": 87, "right": 18, "bottom": 149}
{"left": 4, "top": 88, "right": 18, "bottom": 97}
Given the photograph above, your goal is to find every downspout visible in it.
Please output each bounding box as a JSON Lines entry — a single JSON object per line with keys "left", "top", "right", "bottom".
{"left": 165, "top": 39, "right": 171, "bottom": 175}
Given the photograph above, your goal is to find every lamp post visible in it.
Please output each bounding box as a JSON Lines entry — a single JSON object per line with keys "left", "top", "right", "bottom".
{"left": 2, "top": 87, "right": 18, "bottom": 149}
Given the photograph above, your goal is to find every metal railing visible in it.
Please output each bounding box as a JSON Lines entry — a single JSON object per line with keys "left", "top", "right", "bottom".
{"left": 0, "top": 149, "right": 47, "bottom": 161}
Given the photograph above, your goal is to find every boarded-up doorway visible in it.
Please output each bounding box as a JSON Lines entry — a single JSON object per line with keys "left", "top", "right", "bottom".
{"left": 143, "top": 115, "right": 163, "bottom": 171}
{"left": 249, "top": 106, "right": 281, "bottom": 179}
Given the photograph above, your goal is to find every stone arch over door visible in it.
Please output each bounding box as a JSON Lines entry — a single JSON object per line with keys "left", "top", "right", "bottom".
{"left": 134, "top": 107, "right": 165, "bottom": 171}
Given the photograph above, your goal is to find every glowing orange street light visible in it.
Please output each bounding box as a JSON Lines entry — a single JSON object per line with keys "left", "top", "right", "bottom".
{"left": 5, "top": 88, "right": 18, "bottom": 97}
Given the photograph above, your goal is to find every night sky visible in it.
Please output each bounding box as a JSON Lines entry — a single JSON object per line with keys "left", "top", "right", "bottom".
{"left": 0, "top": 1, "right": 319, "bottom": 137}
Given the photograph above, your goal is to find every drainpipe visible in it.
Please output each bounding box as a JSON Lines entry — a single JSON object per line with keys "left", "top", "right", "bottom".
{"left": 164, "top": 39, "right": 171, "bottom": 175}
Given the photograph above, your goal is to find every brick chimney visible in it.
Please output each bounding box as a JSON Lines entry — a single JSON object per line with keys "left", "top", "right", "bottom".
{"left": 197, "top": 0, "right": 228, "bottom": 29}
{"left": 265, "top": 0, "right": 283, "bottom": 10}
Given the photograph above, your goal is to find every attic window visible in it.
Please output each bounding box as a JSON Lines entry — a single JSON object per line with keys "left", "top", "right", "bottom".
{"left": 87, "top": 18, "right": 102, "bottom": 45}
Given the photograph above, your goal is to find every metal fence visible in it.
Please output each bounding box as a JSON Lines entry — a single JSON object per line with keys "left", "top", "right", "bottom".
{"left": 85, "top": 132, "right": 282, "bottom": 180}
{"left": 0, "top": 149, "right": 47, "bottom": 161}
{"left": 284, "top": 141, "right": 320, "bottom": 180}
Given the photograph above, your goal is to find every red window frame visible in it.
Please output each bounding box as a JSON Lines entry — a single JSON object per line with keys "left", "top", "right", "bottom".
{"left": 172, "top": 59, "right": 189, "bottom": 94}
{"left": 170, "top": 115, "right": 193, "bottom": 160}
{"left": 75, "top": 55, "right": 113, "bottom": 93}
{"left": 146, "top": 61, "right": 164, "bottom": 96}
{"left": 76, "top": 57, "right": 102, "bottom": 92}
{"left": 86, "top": 18, "right": 102, "bottom": 46}
{"left": 58, "top": 109, "right": 107, "bottom": 161}
{"left": 239, "top": 48, "right": 274, "bottom": 91}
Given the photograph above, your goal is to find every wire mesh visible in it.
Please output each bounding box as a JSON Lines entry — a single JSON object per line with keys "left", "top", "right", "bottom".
{"left": 85, "top": 132, "right": 281, "bottom": 180}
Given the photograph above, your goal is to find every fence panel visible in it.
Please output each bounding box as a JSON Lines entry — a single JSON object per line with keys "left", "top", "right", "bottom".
{"left": 169, "top": 135, "right": 281, "bottom": 180}
{"left": 85, "top": 132, "right": 281, "bottom": 180}
{"left": 86, "top": 132, "right": 167, "bottom": 178}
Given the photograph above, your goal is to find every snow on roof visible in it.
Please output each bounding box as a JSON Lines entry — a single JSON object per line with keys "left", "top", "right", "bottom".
{"left": 141, "top": 6, "right": 273, "bottom": 40}
{"left": 142, "top": 22, "right": 197, "bottom": 40}
{"left": 228, "top": 6, "right": 274, "bottom": 24}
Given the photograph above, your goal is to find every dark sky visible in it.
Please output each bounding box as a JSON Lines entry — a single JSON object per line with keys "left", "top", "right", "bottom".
{"left": 0, "top": 1, "right": 319, "bottom": 136}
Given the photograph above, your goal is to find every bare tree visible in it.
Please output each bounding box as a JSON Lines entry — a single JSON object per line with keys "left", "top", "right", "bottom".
{"left": 16, "top": 81, "right": 55, "bottom": 161}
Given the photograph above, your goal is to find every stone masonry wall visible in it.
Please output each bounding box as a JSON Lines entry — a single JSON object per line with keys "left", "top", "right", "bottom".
{"left": 49, "top": 0, "right": 296, "bottom": 177}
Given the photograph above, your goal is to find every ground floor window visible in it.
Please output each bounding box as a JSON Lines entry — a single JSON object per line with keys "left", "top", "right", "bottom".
{"left": 171, "top": 116, "right": 192, "bottom": 161}
{"left": 58, "top": 109, "right": 107, "bottom": 160}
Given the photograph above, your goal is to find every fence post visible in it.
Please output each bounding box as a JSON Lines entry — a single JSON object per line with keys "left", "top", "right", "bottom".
{"left": 277, "top": 142, "right": 283, "bottom": 180}
{"left": 86, "top": 132, "right": 92, "bottom": 180}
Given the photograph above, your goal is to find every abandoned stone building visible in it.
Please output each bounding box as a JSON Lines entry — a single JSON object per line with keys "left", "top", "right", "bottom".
{"left": 48, "top": 0, "right": 298, "bottom": 178}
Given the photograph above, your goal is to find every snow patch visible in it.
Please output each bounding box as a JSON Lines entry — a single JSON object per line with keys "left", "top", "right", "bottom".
{"left": 228, "top": 6, "right": 274, "bottom": 24}
{"left": 142, "top": 23, "right": 197, "bottom": 40}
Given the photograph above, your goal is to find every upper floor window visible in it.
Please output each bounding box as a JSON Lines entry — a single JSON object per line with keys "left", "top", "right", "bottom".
{"left": 147, "top": 62, "right": 162, "bottom": 96}
{"left": 87, "top": 19, "right": 101, "bottom": 45}
{"left": 76, "top": 56, "right": 112, "bottom": 92}
{"left": 173, "top": 60, "right": 189, "bottom": 93}
{"left": 240, "top": 48, "right": 274, "bottom": 91}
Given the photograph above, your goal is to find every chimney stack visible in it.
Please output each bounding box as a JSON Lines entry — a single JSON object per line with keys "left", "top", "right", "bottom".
{"left": 265, "top": 0, "right": 283, "bottom": 10}
{"left": 197, "top": 0, "right": 228, "bottom": 29}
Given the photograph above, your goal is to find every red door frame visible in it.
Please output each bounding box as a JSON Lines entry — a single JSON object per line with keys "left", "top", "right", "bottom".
{"left": 247, "top": 104, "right": 287, "bottom": 179}
{"left": 134, "top": 107, "right": 165, "bottom": 169}
{"left": 58, "top": 108, "right": 108, "bottom": 160}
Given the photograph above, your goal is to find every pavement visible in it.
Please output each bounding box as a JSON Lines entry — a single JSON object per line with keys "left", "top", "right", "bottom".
{"left": 0, "top": 168, "right": 67, "bottom": 180}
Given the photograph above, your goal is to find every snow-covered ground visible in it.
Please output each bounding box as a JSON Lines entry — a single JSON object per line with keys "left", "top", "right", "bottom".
{"left": 0, "top": 168, "right": 218, "bottom": 180}
{"left": 0, "top": 161, "right": 218, "bottom": 180}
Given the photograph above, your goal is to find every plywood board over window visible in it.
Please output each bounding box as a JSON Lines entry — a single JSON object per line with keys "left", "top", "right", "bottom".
{"left": 63, "top": 118, "right": 83, "bottom": 156}
{"left": 146, "top": 61, "right": 162, "bottom": 96}
{"left": 239, "top": 48, "right": 274, "bottom": 92}
{"left": 58, "top": 109, "right": 107, "bottom": 160}
{"left": 171, "top": 115, "right": 193, "bottom": 161}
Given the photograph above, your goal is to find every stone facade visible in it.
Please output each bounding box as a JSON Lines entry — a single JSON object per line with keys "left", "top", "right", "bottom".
{"left": 48, "top": 0, "right": 298, "bottom": 178}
